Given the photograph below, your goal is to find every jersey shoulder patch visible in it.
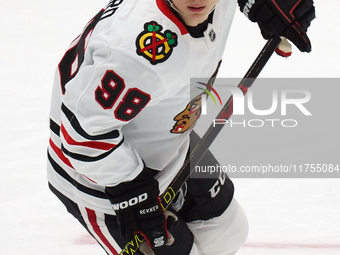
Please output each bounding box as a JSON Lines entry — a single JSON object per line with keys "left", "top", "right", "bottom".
{"left": 135, "top": 21, "right": 178, "bottom": 65}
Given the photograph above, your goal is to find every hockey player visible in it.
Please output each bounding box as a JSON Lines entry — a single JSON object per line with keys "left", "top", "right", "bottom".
{"left": 47, "top": 0, "right": 315, "bottom": 254}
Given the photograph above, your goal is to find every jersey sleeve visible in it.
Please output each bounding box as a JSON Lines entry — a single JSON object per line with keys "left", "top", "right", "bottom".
{"left": 58, "top": 45, "right": 166, "bottom": 187}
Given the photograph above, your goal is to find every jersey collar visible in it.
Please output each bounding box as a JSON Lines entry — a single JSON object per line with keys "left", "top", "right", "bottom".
{"left": 156, "top": 0, "right": 188, "bottom": 35}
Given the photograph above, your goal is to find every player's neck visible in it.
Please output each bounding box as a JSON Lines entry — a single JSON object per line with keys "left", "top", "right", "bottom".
{"left": 169, "top": 6, "right": 214, "bottom": 38}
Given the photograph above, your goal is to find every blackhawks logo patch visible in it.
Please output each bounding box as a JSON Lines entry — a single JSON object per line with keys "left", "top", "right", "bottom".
{"left": 136, "top": 21, "right": 178, "bottom": 65}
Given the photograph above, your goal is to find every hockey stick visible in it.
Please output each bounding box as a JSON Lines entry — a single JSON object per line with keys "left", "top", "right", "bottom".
{"left": 119, "top": 35, "right": 282, "bottom": 255}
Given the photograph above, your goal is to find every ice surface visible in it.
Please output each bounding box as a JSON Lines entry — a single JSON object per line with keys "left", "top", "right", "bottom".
{"left": 0, "top": 0, "right": 339, "bottom": 254}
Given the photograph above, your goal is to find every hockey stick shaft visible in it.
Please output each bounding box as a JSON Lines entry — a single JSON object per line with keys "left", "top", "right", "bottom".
{"left": 119, "top": 36, "right": 282, "bottom": 255}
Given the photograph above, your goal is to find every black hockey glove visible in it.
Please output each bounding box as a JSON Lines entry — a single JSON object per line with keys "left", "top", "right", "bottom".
{"left": 238, "top": 0, "right": 315, "bottom": 52}
{"left": 105, "top": 168, "right": 176, "bottom": 252}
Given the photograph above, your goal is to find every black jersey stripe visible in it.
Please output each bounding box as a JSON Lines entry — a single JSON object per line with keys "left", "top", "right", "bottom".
{"left": 48, "top": 152, "right": 107, "bottom": 199}
{"left": 50, "top": 119, "right": 61, "bottom": 136}
{"left": 61, "top": 103, "right": 120, "bottom": 140}
{"left": 61, "top": 137, "right": 124, "bottom": 162}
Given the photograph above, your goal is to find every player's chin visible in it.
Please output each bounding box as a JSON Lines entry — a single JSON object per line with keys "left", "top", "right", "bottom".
{"left": 185, "top": 13, "right": 207, "bottom": 25}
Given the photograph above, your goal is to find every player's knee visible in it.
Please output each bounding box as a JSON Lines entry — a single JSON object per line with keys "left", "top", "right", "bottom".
{"left": 187, "top": 198, "right": 248, "bottom": 255}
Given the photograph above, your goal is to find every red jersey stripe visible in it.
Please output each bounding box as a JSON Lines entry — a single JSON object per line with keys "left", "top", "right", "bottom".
{"left": 85, "top": 208, "right": 119, "bottom": 255}
{"left": 61, "top": 123, "right": 116, "bottom": 151}
{"left": 49, "top": 138, "right": 74, "bottom": 169}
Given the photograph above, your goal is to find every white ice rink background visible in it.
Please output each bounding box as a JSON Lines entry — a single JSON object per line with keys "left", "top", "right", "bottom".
{"left": 0, "top": 0, "right": 339, "bottom": 254}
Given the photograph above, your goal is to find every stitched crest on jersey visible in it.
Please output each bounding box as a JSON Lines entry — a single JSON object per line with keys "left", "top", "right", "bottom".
{"left": 170, "top": 61, "right": 222, "bottom": 134}
{"left": 136, "top": 21, "right": 178, "bottom": 65}
{"left": 170, "top": 94, "right": 202, "bottom": 134}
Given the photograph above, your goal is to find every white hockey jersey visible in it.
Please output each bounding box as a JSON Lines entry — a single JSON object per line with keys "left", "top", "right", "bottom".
{"left": 47, "top": 0, "right": 236, "bottom": 214}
